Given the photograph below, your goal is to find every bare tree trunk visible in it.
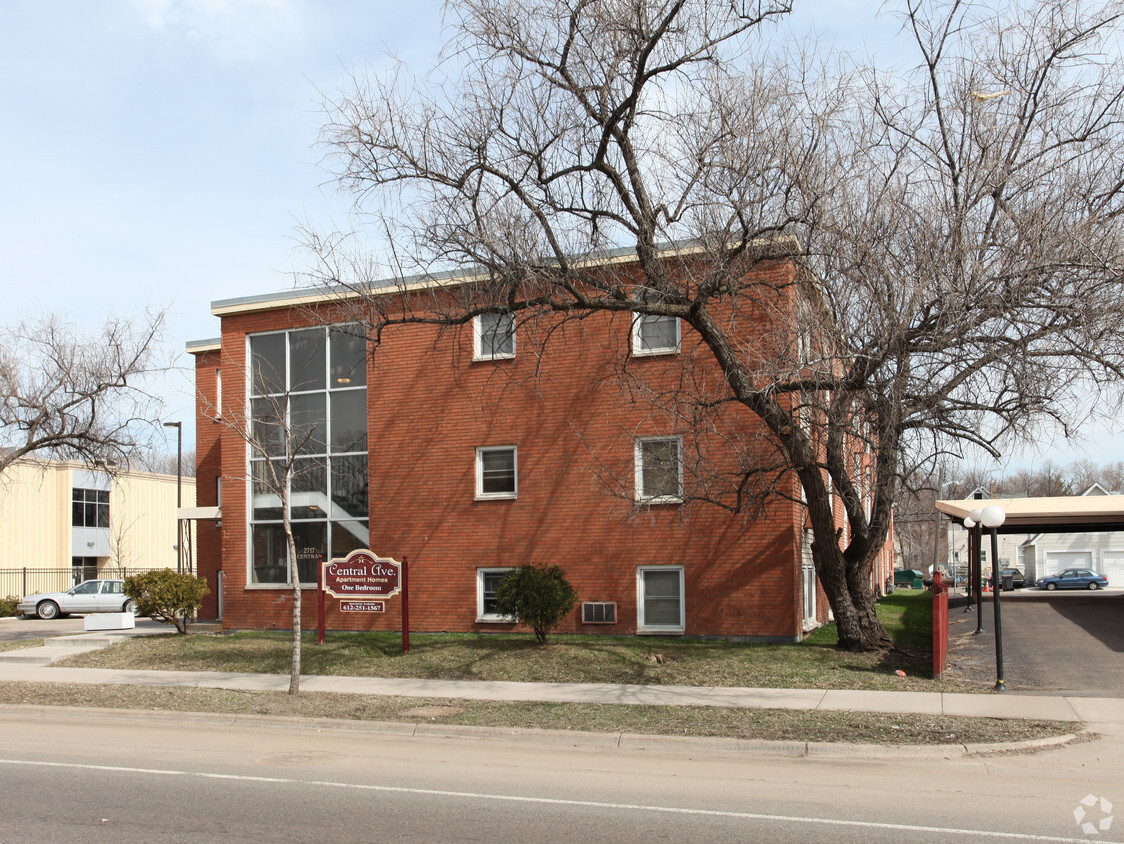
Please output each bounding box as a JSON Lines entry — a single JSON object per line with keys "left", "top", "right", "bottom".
{"left": 285, "top": 522, "right": 302, "bottom": 694}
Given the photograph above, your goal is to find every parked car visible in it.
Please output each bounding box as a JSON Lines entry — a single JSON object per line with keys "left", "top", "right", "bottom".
{"left": 992, "top": 568, "right": 1026, "bottom": 590}
{"left": 16, "top": 579, "right": 137, "bottom": 619}
{"left": 1035, "top": 569, "right": 1109, "bottom": 591}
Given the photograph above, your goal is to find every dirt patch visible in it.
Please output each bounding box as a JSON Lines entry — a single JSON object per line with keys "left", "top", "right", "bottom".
{"left": 400, "top": 705, "right": 465, "bottom": 718}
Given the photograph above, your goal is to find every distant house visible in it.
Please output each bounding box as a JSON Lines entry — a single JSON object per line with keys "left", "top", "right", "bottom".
{"left": 189, "top": 249, "right": 893, "bottom": 639}
{"left": 0, "top": 458, "right": 196, "bottom": 597}
{"left": 946, "top": 487, "right": 1032, "bottom": 578}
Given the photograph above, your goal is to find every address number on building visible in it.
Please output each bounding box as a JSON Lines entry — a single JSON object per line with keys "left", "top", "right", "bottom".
{"left": 340, "top": 601, "right": 385, "bottom": 613}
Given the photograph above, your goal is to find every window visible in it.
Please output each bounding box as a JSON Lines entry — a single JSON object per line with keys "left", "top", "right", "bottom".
{"left": 215, "top": 369, "right": 222, "bottom": 415}
{"left": 635, "top": 436, "right": 682, "bottom": 503}
{"left": 477, "top": 567, "right": 515, "bottom": 621}
{"left": 802, "top": 565, "right": 817, "bottom": 625}
{"left": 476, "top": 446, "right": 517, "bottom": 499}
{"left": 474, "top": 312, "right": 516, "bottom": 360}
{"left": 247, "top": 327, "right": 369, "bottom": 586}
{"left": 637, "top": 566, "right": 684, "bottom": 633}
{"left": 632, "top": 313, "right": 680, "bottom": 355}
{"left": 72, "top": 488, "right": 109, "bottom": 528}
{"left": 631, "top": 290, "right": 680, "bottom": 356}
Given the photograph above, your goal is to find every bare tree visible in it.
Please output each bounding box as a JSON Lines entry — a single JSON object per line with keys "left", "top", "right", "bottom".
{"left": 134, "top": 448, "right": 198, "bottom": 478}
{"left": 307, "top": 0, "right": 1124, "bottom": 651}
{"left": 211, "top": 328, "right": 368, "bottom": 693}
{"left": 214, "top": 380, "right": 318, "bottom": 694}
{"left": 0, "top": 313, "right": 167, "bottom": 476}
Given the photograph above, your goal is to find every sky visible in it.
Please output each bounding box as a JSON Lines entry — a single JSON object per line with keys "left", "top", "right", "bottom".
{"left": 2, "top": 0, "right": 1121, "bottom": 470}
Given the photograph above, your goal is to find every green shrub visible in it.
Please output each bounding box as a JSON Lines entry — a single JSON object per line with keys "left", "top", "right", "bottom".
{"left": 124, "top": 570, "right": 209, "bottom": 634}
{"left": 495, "top": 564, "right": 578, "bottom": 644}
{"left": 0, "top": 596, "right": 19, "bottom": 618}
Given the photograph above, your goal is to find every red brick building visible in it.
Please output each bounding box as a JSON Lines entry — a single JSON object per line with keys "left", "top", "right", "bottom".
{"left": 189, "top": 252, "right": 893, "bottom": 639}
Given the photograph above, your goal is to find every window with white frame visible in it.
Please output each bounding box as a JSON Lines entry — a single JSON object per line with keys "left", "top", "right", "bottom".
{"left": 475, "top": 446, "right": 517, "bottom": 499}
{"left": 631, "top": 312, "right": 680, "bottom": 356}
{"left": 477, "top": 567, "right": 515, "bottom": 621}
{"left": 637, "top": 566, "right": 685, "bottom": 632}
{"left": 635, "top": 436, "right": 682, "bottom": 503}
{"left": 247, "top": 327, "right": 369, "bottom": 586}
{"left": 474, "top": 312, "right": 516, "bottom": 360}
{"left": 631, "top": 289, "right": 680, "bottom": 356}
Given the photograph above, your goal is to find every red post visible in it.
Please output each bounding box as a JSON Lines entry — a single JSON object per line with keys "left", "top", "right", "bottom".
{"left": 317, "top": 557, "right": 325, "bottom": 646}
{"left": 401, "top": 555, "right": 410, "bottom": 655}
{"left": 932, "top": 571, "right": 948, "bottom": 679}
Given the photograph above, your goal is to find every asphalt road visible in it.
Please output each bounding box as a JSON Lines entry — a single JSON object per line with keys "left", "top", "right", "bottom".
{"left": 947, "top": 591, "right": 1124, "bottom": 695}
{"left": 1, "top": 708, "right": 1120, "bottom": 843}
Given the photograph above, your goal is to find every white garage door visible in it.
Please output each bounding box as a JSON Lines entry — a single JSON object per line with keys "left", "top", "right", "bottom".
{"left": 1101, "top": 553, "right": 1124, "bottom": 585}
{"left": 1044, "top": 551, "right": 1095, "bottom": 578}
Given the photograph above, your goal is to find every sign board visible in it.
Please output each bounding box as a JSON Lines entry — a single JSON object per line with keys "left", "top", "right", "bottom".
{"left": 322, "top": 549, "right": 402, "bottom": 599}
{"left": 340, "top": 601, "right": 385, "bottom": 613}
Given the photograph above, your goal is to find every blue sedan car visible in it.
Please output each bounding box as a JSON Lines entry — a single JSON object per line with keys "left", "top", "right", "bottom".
{"left": 1036, "top": 569, "right": 1109, "bottom": 591}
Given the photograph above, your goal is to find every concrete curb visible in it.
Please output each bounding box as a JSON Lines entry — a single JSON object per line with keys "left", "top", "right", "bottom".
{"left": 0, "top": 703, "right": 1089, "bottom": 759}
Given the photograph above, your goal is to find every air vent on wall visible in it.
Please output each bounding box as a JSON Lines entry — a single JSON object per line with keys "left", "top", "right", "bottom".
{"left": 581, "top": 602, "right": 616, "bottom": 624}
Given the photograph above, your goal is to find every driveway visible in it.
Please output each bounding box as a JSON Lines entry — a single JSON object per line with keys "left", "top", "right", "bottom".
{"left": 0, "top": 616, "right": 167, "bottom": 643}
{"left": 946, "top": 590, "right": 1124, "bottom": 696}
{"left": 0, "top": 616, "right": 89, "bottom": 642}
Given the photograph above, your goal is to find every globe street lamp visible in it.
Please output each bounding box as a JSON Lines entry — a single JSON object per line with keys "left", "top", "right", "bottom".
{"left": 980, "top": 504, "right": 1007, "bottom": 692}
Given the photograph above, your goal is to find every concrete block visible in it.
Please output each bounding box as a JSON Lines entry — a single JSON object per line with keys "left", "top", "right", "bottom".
{"left": 84, "top": 612, "right": 136, "bottom": 631}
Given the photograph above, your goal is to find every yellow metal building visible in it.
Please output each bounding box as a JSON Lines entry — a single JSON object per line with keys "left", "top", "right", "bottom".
{"left": 0, "top": 459, "right": 196, "bottom": 598}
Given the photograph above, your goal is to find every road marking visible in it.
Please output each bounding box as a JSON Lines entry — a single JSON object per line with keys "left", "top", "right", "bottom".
{"left": 0, "top": 758, "right": 1104, "bottom": 842}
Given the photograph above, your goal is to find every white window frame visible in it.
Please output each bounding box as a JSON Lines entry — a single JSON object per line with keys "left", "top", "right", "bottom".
{"left": 475, "top": 445, "right": 518, "bottom": 500}
{"left": 631, "top": 312, "right": 681, "bottom": 356}
{"left": 473, "top": 312, "right": 516, "bottom": 360}
{"left": 634, "top": 436, "right": 683, "bottom": 504}
{"left": 636, "top": 565, "right": 685, "bottom": 633}
{"left": 477, "top": 567, "right": 516, "bottom": 622}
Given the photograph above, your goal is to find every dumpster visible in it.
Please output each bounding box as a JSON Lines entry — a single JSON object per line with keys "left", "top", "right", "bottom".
{"left": 894, "top": 569, "right": 926, "bottom": 589}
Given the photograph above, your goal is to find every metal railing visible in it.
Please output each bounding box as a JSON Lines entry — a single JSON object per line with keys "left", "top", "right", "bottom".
{"left": 0, "top": 566, "right": 195, "bottom": 599}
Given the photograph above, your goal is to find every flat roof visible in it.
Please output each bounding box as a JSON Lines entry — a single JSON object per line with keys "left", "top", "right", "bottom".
{"left": 186, "top": 338, "right": 221, "bottom": 355}
{"left": 206, "top": 238, "right": 802, "bottom": 318}
{"left": 936, "top": 496, "right": 1124, "bottom": 533}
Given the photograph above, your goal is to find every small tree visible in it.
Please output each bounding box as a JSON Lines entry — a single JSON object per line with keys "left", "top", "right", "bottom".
{"left": 125, "top": 570, "right": 209, "bottom": 634}
{"left": 495, "top": 564, "right": 578, "bottom": 644}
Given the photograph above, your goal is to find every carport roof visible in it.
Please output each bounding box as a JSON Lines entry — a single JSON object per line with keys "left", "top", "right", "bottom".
{"left": 935, "top": 495, "right": 1124, "bottom": 533}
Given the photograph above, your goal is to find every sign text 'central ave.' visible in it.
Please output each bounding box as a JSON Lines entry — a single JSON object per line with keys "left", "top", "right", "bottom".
{"left": 321, "top": 550, "right": 402, "bottom": 599}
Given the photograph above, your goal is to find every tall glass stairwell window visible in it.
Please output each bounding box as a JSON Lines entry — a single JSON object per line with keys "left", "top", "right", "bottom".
{"left": 248, "top": 326, "right": 369, "bottom": 585}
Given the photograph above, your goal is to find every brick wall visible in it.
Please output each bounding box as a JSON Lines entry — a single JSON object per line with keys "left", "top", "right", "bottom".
{"left": 192, "top": 258, "right": 858, "bottom": 640}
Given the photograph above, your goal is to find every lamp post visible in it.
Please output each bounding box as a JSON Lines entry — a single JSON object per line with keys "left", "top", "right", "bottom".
{"left": 980, "top": 504, "right": 1007, "bottom": 692}
{"left": 966, "top": 512, "right": 986, "bottom": 633}
{"left": 163, "top": 421, "right": 182, "bottom": 573}
{"left": 962, "top": 515, "right": 975, "bottom": 612}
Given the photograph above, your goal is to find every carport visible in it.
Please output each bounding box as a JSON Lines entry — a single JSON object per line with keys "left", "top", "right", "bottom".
{"left": 937, "top": 494, "right": 1124, "bottom": 533}
{"left": 935, "top": 495, "right": 1124, "bottom": 694}
{"left": 936, "top": 494, "right": 1124, "bottom": 582}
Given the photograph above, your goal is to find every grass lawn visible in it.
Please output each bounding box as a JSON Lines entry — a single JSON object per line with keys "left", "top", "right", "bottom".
{"left": 57, "top": 591, "right": 952, "bottom": 693}
{"left": 4, "top": 591, "right": 1078, "bottom": 745}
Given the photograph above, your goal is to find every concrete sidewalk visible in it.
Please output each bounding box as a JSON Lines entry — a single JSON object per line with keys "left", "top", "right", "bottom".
{"left": 2, "top": 621, "right": 1123, "bottom": 733}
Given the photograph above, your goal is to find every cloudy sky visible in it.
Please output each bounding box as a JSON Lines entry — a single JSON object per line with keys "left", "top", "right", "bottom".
{"left": 2, "top": 1, "right": 1119, "bottom": 466}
